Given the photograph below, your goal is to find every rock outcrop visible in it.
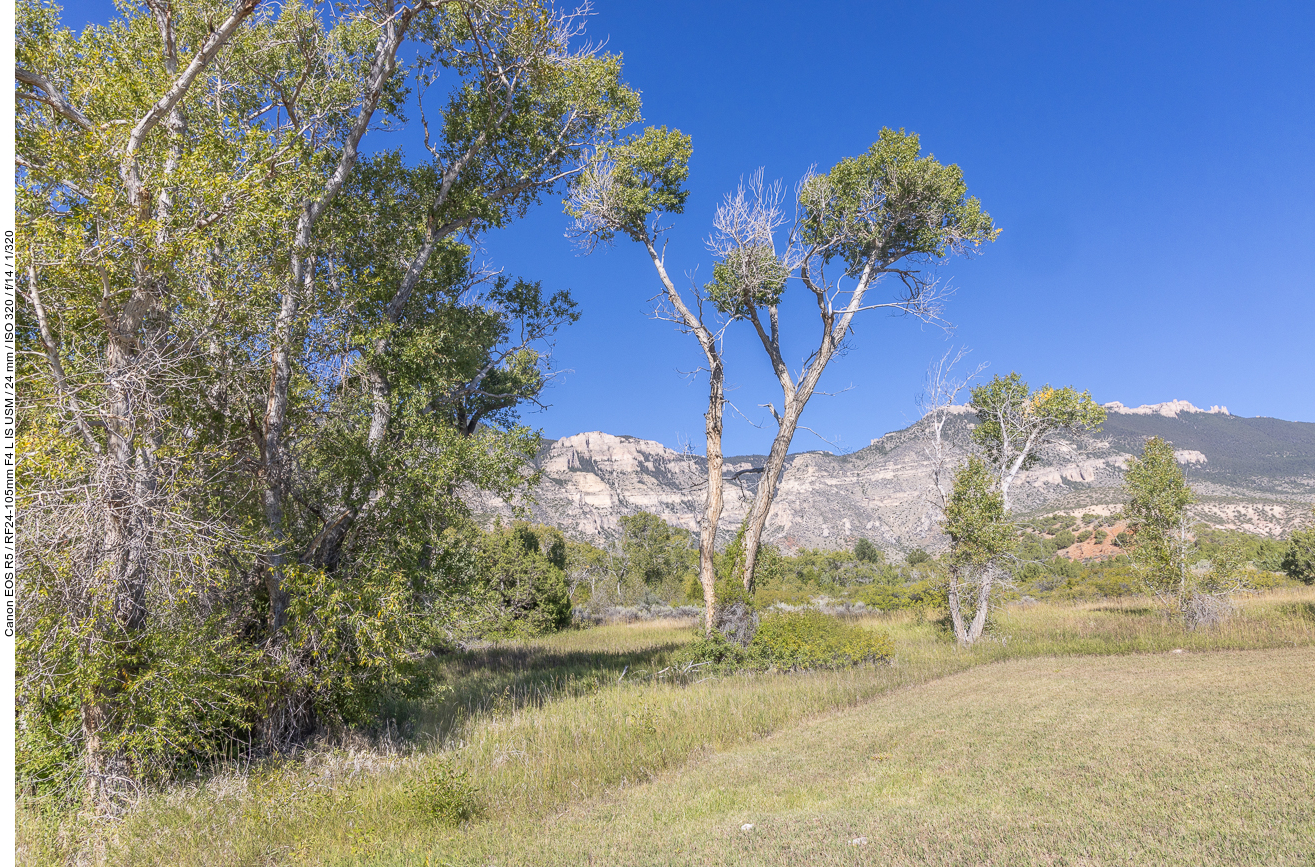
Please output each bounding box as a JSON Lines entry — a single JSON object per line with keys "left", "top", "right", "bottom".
{"left": 470, "top": 404, "right": 1315, "bottom": 553}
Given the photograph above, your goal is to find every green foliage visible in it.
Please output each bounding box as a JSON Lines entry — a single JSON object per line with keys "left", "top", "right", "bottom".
{"left": 15, "top": 0, "right": 645, "bottom": 800}
{"left": 1125, "top": 437, "right": 1252, "bottom": 623}
{"left": 715, "top": 524, "right": 788, "bottom": 595}
{"left": 1052, "top": 529, "right": 1076, "bottom": 549}
{"left": 750, "top": 611, "right": 893, "bottom": 670}
{"left": 853, "top": 538, "right": 882, "bottom": 563}
{"left": 944, "top": 457, "right": 1015, "bottom": 571}
{"left": 797, "top": 128, "right": 998, "bottom": 275}
{"left": 906, "top": 548, "right": 932, "bottom": 567}
{"left": 16, "top": 596, "right": 269, "bottom": 798}
{"left": 1281, "top": 518, "right": 1315, "bottom": 585}
{"left": 402, "top": 759, "right": 482, "bottom": 826}
{"left": 282, "top": 563, "right": 441, "bottom": 729}
{"left": 566, "top": 125, "right": 692, "bottom": 243}
{"left": 671, "top": 629, "right": 751, "bottom": 670}
{"left": 703, "top": 242, "right": 790, "bottom": 317}
{"left": 619, "top": 512, "right": 697, "bottom": 595}
{"left": 733, "top": 540, "right": 935, "bottom": 613}
{"left": 676, "top": 610, "right": 893, "bottom": 672}
{"left": 1125, "top": 437, "right": 1194, "bottom": 600}
{"left": 475, "top": 524, "right": 574, "bottom": 638}
{"left": 1192, "top": 526, "right": 1288, "bottom": 573}
{"left": 970, "top": 374, "right": 1106, "bottom": 477}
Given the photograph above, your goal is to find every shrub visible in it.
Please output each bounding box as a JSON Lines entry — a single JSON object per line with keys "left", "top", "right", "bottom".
{"left": 749, "top": 610, "right": 893, "bottom": 670}
{"left": 1075, "top": 530, "right": 1093, "bottom": 544}
{"left": 671, "top": 629, "right": 750, "bottom": 670}
{"left": 906, "top": 548, "right": 931, "bottom": 567}
{"left": 675, "top": 610, "right": 893, "bottom": 672}
{"left": 402, "top": 759, "right": 482, "bottom": 826}
{"left": 1183, "top": 592, "right": 1236, "bottom": 631}
{"left": 853, "top": 538, "right": 882, "bottom": 563}
{"left": 1052, "top": 529, "right": 1076, "bottom": 549}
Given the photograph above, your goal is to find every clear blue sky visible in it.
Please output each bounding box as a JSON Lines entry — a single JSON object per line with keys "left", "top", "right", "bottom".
{"left": 57, "top": 2, "right": 1315, "bottom": 455}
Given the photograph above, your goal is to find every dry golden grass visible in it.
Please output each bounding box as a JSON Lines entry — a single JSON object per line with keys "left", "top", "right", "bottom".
{"left": 19, "top": 587, "right": 1315, "bottom": 866}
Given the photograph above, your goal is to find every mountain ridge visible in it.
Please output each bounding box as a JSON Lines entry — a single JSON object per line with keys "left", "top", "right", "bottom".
{"left": 472, "top": 403, "right": 1315, "bottom": 553}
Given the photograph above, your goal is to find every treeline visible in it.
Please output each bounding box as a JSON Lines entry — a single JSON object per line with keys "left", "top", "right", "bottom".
{"left": 577, "top": 510, "right": 1312, "bottom": 619}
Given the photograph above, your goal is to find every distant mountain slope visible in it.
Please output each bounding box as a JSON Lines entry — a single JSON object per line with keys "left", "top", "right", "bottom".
{"left": 471, "top": 401, "right": 1315, "bottom": 553}
{"left": 1097, "top": 412, "right": 1315, "bottom": 493}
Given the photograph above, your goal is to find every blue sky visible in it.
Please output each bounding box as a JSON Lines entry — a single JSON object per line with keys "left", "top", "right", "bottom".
{"left": 57, "top": 1, "right": 1315, "bottom": 454}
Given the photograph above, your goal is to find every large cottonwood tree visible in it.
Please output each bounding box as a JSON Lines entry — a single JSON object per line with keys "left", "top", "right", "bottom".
{"left": 16, "top": 0, "right": 641, "bottom": 805}
{"left": 568, "top": 127, "right": 997, "bottom": 628}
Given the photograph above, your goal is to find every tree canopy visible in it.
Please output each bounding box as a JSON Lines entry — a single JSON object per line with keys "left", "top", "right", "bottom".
{"left": 15, "top": 0, "right": 643, "bottom": 806}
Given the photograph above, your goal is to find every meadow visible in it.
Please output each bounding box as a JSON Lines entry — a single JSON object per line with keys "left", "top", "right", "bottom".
{"left": 19, "top": 588, "right": 1315, "bottom": 866}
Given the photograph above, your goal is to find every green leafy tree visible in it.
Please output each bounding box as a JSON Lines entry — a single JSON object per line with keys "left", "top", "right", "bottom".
{"left": 1280, "top": 513, "right": 1315, "bottom": 584}
{"left": 943, "top": 456, "right": 1015, "bottom": 645}
{"left": 853, "top": 538, "right": 881, "bottom": 563}
{"left": 969, "top": 374, "right": 1106, "bottom": 512}
{"left": 474, "top": 524, "right": 573, "bottom": 637}
{"left": 1125, "top": 437, "right": 1247, "bottom": 625}
{"left": 15, "top": 0, "right": 642, "bottom": 806}
{"left": 618, "top": 512, "right": 697, "bottom": 600}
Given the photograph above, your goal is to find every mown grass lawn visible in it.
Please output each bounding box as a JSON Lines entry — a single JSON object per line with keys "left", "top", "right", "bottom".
{"left": 440, "top": 647, "right": 1314, "bottom": 866}
{"left": 20, "top": 589, "right": 1315, "bottom": 866}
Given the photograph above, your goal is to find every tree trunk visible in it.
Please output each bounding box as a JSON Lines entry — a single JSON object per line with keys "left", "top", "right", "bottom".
{"left": 737, "top": 261, "right": 876, "bottom": 593}
{"left": 699, "top": 358, "right": 725, "bottom": 633}
{"left": 259, "top": 220, "right": 309, "bottom": 632}
{"left": 640, "top": 236, "right": 729, "bottom": 633}
{"left": 965, "top": 568, "right": 995, "bottom": 644}
{"left": 256, "top": 9, "right": 412, "bottom": 630}
{"left": 739, "top": 399, "right": 801, "bottom": 593}
{"left": 947, "top": 575, "right": 968, "bottom": 645}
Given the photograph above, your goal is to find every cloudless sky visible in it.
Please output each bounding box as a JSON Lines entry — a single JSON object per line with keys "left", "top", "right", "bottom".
{"left": 56, "top": 1, "right": 1315, "bottom": 454}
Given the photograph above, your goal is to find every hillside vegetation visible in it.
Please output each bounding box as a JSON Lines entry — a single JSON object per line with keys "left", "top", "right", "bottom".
{"left": 21, "top": 588, "right": 1315, "bottom": 865}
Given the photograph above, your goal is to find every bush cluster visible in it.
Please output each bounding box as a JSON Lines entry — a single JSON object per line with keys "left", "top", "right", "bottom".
{"left": 677, "top": 610, "right": 893, "bottom": 672}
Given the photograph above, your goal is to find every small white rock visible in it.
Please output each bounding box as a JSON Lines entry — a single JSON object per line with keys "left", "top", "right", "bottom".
{"left": 850, "top": 837, "right": 868, "bottom": 846}
{"left": 741, "top": 823, "right": 755, "bottom": 832}
{"left": 1171, "top": 648, "right": 1184, "bottom": 654}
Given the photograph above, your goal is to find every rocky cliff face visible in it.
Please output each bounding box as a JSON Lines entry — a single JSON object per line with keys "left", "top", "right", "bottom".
{"left": 470, "top": 401, "right": 1315, "bottom": 553}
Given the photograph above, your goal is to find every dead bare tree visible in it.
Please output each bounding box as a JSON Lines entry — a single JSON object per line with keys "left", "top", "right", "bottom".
{"left": 918, "top": 347, "right": 987, "bottom": 511}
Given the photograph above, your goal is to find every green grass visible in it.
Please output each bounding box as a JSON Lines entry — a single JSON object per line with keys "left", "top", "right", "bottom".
{"left": 19, "top": 588, "right": 1315, "bottom": 866}
{"left": 455, "top": 647, "right": 1315, "bottom": 866}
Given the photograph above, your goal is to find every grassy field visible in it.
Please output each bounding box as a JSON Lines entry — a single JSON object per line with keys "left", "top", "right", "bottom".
{"left": 19, "top": 588, "right": 1315, "bottom": 866}
{"left": 451, "top": 648, "right": 1315, "bottom": 866}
